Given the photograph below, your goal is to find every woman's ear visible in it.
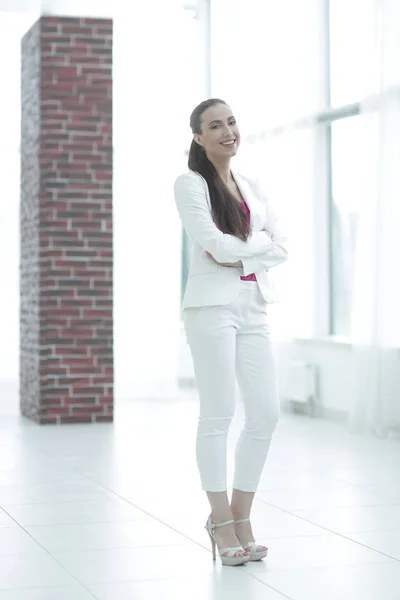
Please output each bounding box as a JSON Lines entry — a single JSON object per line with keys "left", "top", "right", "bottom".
{"left": 194, "top": 134, "right": 203, "bottom": 147}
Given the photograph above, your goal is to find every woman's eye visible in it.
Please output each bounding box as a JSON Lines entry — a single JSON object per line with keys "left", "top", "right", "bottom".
{"left": 229, "top": 120, "right": 236, "bottom": 126}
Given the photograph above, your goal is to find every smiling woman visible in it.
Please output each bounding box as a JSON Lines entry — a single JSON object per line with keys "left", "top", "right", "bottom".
{"left": 188, "top": 99, "right": 249, "bottom": 242}
{"left": 173, "top": 98, "right": 288, "bottom": 567}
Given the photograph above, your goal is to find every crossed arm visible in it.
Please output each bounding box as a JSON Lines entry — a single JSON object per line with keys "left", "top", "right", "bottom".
{"left": 205, "top": 251, "right": 242, "bottom": 268}
{"left": 174, "top": 173, "right": 288, "bottom": 276}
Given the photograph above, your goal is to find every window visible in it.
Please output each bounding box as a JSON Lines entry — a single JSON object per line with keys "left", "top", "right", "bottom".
{"left": 330, "top": 115, "right": 367, "bottom": 336}
{"left": 329, "top": 0, "right": 377, "bottom": 107}
{"left": 181, "top": 0, "right": 384, "bottom": 340}
{"left": 328, "top": 0, "right": 379, "bottom": 335}
{"left": 209, "top": 0, "right": 325, "bottom": 338}
{"left": 210, "top": 0, "right": 323, "bottom": 130}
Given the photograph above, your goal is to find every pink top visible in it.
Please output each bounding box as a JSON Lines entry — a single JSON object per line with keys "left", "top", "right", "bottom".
{"left": 240, "top": 198, "right": 257, "bottom": 282}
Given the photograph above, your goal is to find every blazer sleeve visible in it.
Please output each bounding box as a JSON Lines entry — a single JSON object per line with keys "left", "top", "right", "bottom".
{"left": 241, "top": 181, "right": 288, "bottom": 276}
{"left": 174, "top": 172, "right": 277, "bottom": 265}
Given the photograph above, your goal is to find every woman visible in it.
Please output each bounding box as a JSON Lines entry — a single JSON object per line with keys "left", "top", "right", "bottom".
{"left": 174, "top": 99, "right": 288, "bottom": 566}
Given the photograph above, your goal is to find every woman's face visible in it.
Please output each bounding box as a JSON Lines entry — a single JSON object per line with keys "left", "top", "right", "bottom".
{"left": 195, "top": 103, "right": 240, "bottom": 160}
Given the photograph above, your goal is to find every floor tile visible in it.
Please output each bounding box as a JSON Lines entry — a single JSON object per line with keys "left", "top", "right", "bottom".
{"left": 0, "top": 452, "right": 86, "bottom": 486}
{"left": 361, "top": 481, "right": 400, "bottom": 501}
{"left": 331, "top": 467, "right": 400, "bottom": 487}
{"left": 0, "top": 468, "right": 86, "bottom": 487}
{"left": 0, "top": 480, "right": 116, "bottom": 505}
{"left": 344, "top": 529, "right": 400, "bottom": 560}
{"left": 88, "top": 572, "right": 286, "bottom": 600}
{"left": 0, "top": 527, "right": 45, "bottom": 556}
{"left": 0, "top": 553, "right": 77, "bottom": 589}
{"left": 0, "top": 588, "right": 94, "bottom": 600}
{"left": 245, "top": 534, "right": 393, "bottom": 572}
{"left": 27, "top": 519, "right": 189, "bottom": 552}
{"left": 0, "top": 509, "right": 18, "bottom": 529}
{"left": 249, "top": 499, "right": 329, "bottom": 539}
{"left": 124, "top": 493, "right": 210, "bottom": 522}
{"left": 2, "top": 499, "right": 151, "bottom": 527}
{"left": 53, "top": 544, "right": 213, "bottom": 584}
{"left": 291, "top": 504, "right": 400, "bottom": 533}
{"left": 253, "top": 561, "right": 400, "bottom": 600}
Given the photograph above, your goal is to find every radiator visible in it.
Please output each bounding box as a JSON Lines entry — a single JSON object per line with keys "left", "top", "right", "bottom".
{"left": 284, "top": 361, "right": 318, "bottom": 409}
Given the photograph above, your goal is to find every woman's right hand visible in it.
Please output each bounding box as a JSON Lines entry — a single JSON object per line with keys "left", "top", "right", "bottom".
{"left": 206, "top": 252, "right": 242, "bottom": 268}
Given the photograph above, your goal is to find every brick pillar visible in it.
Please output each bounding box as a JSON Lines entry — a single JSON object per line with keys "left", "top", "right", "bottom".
{"left": 20, "top": 16, "right": 113, "bottom": 424}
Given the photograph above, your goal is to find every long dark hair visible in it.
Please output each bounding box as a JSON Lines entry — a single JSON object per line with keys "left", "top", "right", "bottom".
{"left": 188, "top": 98, "right": 249, "bottom": 241}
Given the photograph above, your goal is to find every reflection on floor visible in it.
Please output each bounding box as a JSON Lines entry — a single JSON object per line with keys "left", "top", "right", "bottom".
{"left": 0, "top": 390, "right": 399, "bottom": 599}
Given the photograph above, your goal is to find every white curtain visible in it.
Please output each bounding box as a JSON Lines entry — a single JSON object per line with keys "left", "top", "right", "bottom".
{"left": 349, "top": 0, "right": 400, "bottom": 435}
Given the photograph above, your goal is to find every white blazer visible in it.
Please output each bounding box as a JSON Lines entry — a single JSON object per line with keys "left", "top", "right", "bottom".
{"left": 174, "top": 170, "right": 288, "bottom": 309}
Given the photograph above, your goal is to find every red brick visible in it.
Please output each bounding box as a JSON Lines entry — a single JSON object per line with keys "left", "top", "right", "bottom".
{"left": 60, "top": 416, "right": 93, "bottom": 424}
{"left": 94, "top": 416, "right": 112, "bottom": 423}
{"left": 59, "top": 377, "right": 91, "bottom": 385}
{"left": 47, "top": 407, "right": 71, "bottom": 415}
{"left": 61, "top": 26, "right": 94, "bottom": 35}
{"left": 69, "top": 367, "right": 96, "bottom": 375}
{"left": 69, "top": 56, "right": 111, "bottom": 65}
{"left": 40, "top": 417, "right": 59, "bottom": 425}
{"left": 41, "top": 398, "right": 64, "bottom": 406}
{"left": 98, "top": 395, "right": 113, "bottom": 404}
{"left": 72, "top": 405, "right": 104, "bottom": 414}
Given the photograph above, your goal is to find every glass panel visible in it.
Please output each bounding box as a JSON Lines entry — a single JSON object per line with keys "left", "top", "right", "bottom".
{"left": 330, "top": 115, "right": 368, "bottom": 335}
{"left": 210, "top": 0, "right": 324, "bottom": 131}
{"left": 329, "top": 0, "right": 378, "bottom": 107}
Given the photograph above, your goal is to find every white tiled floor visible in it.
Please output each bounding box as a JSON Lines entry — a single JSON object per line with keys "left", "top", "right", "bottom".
{"left": 0, "top": 391, "right": 400, "bottom": 599}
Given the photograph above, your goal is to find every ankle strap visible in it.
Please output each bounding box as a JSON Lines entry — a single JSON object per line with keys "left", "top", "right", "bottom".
{"left": 213, "top": 519, "right": 234, "bottom": 528}
{"left": 234, "top": 517, "right": 250, "bottom": 524}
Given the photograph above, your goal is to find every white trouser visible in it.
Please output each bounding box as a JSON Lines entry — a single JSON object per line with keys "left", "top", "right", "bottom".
{"left": 184, "top": 281, "right": 280, "bottom": 493}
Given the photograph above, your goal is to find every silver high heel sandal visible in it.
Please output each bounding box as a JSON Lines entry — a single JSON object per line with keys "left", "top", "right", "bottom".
{"left": 234, "top": 517, "right": 268, "bottom": 561}
{"left": 205, "top": 516, "right": 250, "bottom": 566}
